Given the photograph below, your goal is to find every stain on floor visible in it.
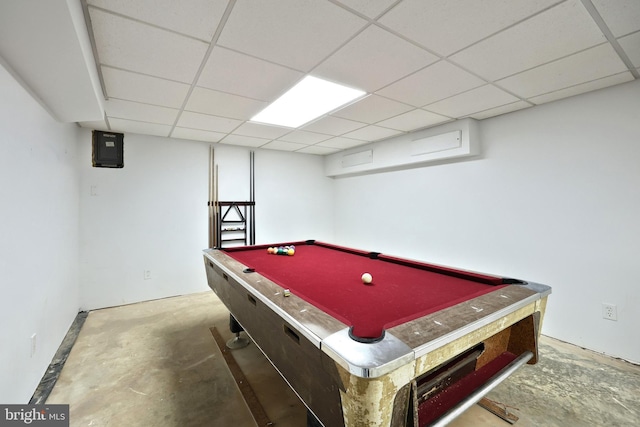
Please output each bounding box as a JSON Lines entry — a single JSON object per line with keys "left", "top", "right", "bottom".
{"left": 46, "top": 292, "right": 639, "bottom": 427}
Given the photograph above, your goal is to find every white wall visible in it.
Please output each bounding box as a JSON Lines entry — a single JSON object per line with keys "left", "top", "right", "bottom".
{"left": 78, "top": 132, "right": 209, "bottom": 309}
{"left": 78, "top": 134, "right": 334, "bottom": 310}
{"left": 0, "top": 62, "right": 80, "bottom": 403}
{"left": 254, "top": 149, "right": 334, "bottom": 244}
{"left": 332, "top": 80, "right": 640, "bottom": 363}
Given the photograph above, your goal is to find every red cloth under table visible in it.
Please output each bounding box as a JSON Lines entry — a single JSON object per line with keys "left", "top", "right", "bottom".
{"left": 418, "top": 351, "right": 518, "bottom": 426}
{"left": 225, "top": 242, "right": 508, "bottom": 340}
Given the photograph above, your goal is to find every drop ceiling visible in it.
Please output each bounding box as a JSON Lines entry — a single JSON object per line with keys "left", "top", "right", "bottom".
{"left": 4, "top": 0, "right": 640, "bottom": 155}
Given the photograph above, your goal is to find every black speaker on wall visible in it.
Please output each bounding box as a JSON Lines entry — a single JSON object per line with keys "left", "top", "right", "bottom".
{"left": 92, "top": 130, "right": 124, "bottom": 168}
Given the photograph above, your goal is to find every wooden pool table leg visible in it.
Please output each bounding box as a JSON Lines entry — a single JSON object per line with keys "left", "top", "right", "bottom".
{"left": 535, "top": 296, "right": 548, "bottom": 340}
{"left": 338, "top": 363, "right": 415, "bottom": 427}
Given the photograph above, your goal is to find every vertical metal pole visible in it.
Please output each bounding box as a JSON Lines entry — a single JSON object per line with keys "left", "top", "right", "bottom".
{"left": 215, "top": 164, "right": 220, "bottom": 248}
{"left": 208, "top": 146, "right": 215, "bottom": 248}
{"left": 249, "top": 151, "right": 255, "bottom": 245}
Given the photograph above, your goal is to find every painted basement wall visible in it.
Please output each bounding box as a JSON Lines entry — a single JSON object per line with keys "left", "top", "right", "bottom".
{"left": 252, "top": 148, "right": 334, "bottom": 244}
{"left": 333, "top": 80, "right": 640, "bottom": 364}
{"left": 78, "top": 132, "right": 334, "bottom": 310}
{"left": 77, "top": 130, "right": 209, "bottom": 310}
{"left": 0, "top": 63, "right": 81, "bottom": 403}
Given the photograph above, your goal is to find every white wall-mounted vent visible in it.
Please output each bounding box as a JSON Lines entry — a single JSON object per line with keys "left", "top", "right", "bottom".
{"left": 411, "top": 131, "right": 461, "bottom": 156}
{"left": 341, "top": 150, "right": 373, "bottom": 168}
{"left": 325, "top": 118, "right": 479, "bottom": 177}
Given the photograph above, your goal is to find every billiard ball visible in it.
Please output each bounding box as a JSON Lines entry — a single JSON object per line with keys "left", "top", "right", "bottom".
{"left": 361, "top": 273, "right": 372, "bottom": 284}
{"left": 287, "top": 248, "right": 295, "bottom": 256}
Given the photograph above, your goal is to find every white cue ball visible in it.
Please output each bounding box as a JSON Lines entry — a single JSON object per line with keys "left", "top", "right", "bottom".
{"left": 361, "top": 273, "right": 373, "bottom": 284}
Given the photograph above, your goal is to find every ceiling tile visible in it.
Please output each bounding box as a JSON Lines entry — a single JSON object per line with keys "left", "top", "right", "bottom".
{"left": 108, "top": 118, "right": 172, "bottom": 137}
{"left": 316, "top": 137, "right": 368, "bottom": 150}
{"left": 185, "top": 87, "right": 267, "bottom": 120}
{"left": 333, "top": 0, "right": 398, "bottom": 19}
{"left": 87, "top": 0, "right": 228, "bottom": 41}
{"left": 376, "top": 109, "right": 451, "bottom": 131}
{"left": 301, "top": 115, "right": 366, "bottom": 135}
{"left": 313, "top": 25, "right": 438, "bottom": 92}
{"left": 232, "top": 122, "right": 291, "bottom": 140}
{"left": 297, "top": 145, "right": 341, "bottom": 155}
{"left": 592, "top": 0, "right": 640, "bottom": 37}
{"left": 105, "top": 98, "right": 179, "bottom": 124}
{"left": 528, "top": 72, "right": 634, "bottom": 105}
{"left": 377, "top": 60, "right": 486, "bottom": 107}
{"left": 618, "top": 32, "right": 640, "bottom": 67}
{"left": 468, "top": 101, "right": 532, "bottom": 120}
{"left": 217, "top": 0, "right": 367, "bottom": 71}
{"left": 342, "top": 125, "right": 403, "bottom": 141}
{"left": 497, "top": 43, "right": 629, "bottom": 98}
{"left": 176, "top": 111, "right": 242, "bottom": 133}
{"left": 332, "top": 95, "right": 413, "bottom": 123}
{"left": 379, "top": 0, "right": 561, "bottom": 56}
{"left": 197, "top": 46, "right": 303, "bottom": 101}
{"left": 425, "top": 85, "right": 519, "bottom": 117}
{"left": 220, "top": 134, "right": 270, "bottom": 148}
{"left": 102, "top": 67, "right": 190, "bottom": 108}
{"left": 89, "top": 8, "right": 208, "bottom": 83}
{"left": 32, "top": 0, "right": 640, "bottom": 153}
{"left": 171, "top": 127, "right": 226, "bottom": 142}
{"left": 450, "top": 0, "right": 607, "bottom": 81}
{"left": 278, "top": 130, "right": 331, "bottom": 144}
{"left": 261, "top": 140, "right": 308, "bottom": 151}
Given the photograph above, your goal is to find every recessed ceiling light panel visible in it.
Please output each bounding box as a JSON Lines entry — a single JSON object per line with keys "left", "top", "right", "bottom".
{"left": 251, "top": 76, "right": 365, "bottom": 128}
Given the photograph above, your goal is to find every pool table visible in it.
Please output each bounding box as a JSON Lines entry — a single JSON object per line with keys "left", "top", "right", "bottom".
{"left": 203, "top": 240, "right": 551, "bottom": 427}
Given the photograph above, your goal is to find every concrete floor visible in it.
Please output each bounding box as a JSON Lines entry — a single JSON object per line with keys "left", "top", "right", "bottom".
{"left": 46, "top": 292, "right": 640, "bottom": 427}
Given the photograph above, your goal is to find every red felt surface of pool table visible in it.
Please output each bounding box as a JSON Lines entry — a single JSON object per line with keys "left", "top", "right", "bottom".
{"left": 225, "top": 241, "right": 508, "bottom": 340}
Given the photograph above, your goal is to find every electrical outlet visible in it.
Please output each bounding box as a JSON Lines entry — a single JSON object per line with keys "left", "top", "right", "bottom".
{"left": 602, "top": 303, "right": 617, "bottom": 321}
{"left": 144, "top": 270, "right": 151, "bottom": 280}
{"left": 30, "top": 333, "right": 37, "bottom": 357}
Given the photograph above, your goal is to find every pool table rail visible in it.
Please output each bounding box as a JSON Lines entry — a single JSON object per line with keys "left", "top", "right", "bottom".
{"left": 321, "top": 328, "right": 414, "bottom": 378}
{"left": 396, "top": 282, "right": 550, "bottom": 359}
{"left": 204, "top": 248, "right": 347, "bottom": 347}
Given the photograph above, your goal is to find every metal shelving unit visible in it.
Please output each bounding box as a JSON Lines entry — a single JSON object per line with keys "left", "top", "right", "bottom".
{"left": 209, "top": 150, "right": 256, "bottom": 248}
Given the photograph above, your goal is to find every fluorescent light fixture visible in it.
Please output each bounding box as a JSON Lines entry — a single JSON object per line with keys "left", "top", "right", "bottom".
{"left": 251, "top": 76, "right": 365, "bottom": 128}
